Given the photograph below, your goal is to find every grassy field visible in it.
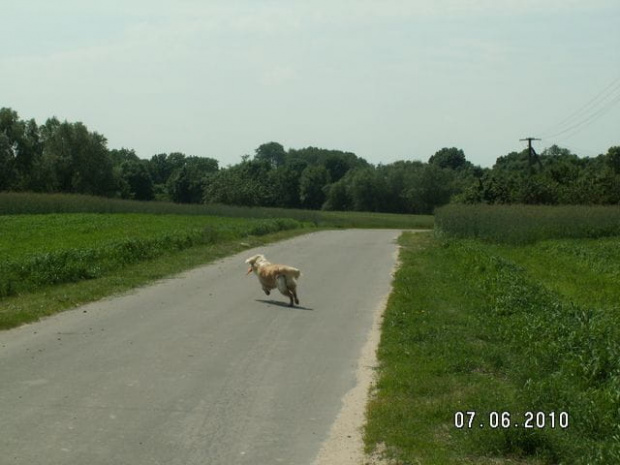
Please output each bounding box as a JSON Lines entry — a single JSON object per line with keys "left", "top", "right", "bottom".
{"left": 365, "top": 209, "right": 620, "bottom": 464}
{"left": 0, "top": 226, "right": 311, "bottom": 331}
{"left": 0, "top": 192, "right": 433, "bottom": 229}
{"left": 0, "top": 213, "right": 307, "bottom": 329}
{"left": 0, "top": 213, "right": 300, "bottom": 261}
{"left": 0, "top": 193, "right": 431, "bottom": 330}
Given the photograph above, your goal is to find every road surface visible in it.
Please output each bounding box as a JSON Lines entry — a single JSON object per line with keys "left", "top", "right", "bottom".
{"left": 0, "top": 229, "right": 401, "bottom": 465}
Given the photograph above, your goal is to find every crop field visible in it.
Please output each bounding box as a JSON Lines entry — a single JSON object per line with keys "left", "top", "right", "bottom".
{"left": 0, "top": 192, "right": 433, "bottom": 229}
{"left": 0, "top": 214, "right": 297, "bottom": 261}
{"left": 0, "top": 212, "right": 306, "bottom": 329}
{"left": 435, "top": 203, "right": 620, "bottom": 244}
{"left": 366, "top": 207, "right": 620, "bottom": 464}
{"left": 0, "top": 192, "right": 432, "bottom": 330}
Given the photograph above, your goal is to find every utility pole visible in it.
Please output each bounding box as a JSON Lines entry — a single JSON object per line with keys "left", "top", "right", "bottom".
{"left": 520, "top": 137, "right": 541, "bottom": 169}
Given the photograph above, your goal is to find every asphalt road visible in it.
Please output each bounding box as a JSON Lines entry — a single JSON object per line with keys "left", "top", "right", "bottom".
{"left": 0, "top": 229, "right": 401, "bottom": 465}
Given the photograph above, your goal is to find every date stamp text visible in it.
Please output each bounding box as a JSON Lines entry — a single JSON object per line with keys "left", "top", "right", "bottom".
{"left": 454, "top": 411, "right": 569, "bottom": 430}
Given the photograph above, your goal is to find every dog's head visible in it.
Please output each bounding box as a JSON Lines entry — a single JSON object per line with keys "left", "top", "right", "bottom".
{"left": 245, "top": 254, "right": 268, "bottom": 275}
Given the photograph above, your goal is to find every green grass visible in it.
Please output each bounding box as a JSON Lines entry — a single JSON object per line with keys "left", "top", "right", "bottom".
{"left": 435, "top": 204, "right": 620, "bottom": 244}
{"left": 0, "top": 192, "right": 433, "bottom": 229}
{"left": 0, "top": 214, "right": 216, "bottom": 260}
{"left": 0, "top": 192, "right": 430, "bottom": 329}
{"left": 494, "top": 237, "right": 620, "bottom": 310}
{"left": 365, "top": 232, "right": 620, "bottom": 464}
{"left": 0, "top": 227, "right": 311, "bottom": 330}
{"left": 0, "top": 213, "right": 308, "bottom": 328}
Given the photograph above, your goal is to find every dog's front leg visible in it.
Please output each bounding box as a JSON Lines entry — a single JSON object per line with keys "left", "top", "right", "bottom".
{"left": 262, "top": 286, "right": 271, "bottom": 296}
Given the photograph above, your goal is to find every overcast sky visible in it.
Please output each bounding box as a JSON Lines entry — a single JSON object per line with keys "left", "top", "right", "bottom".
{"left": 2, "top": 0, "right": 619, "bottom": 167}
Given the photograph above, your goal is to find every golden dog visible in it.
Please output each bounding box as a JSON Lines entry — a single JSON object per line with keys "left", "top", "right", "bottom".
{"left": 245, "top": 254, "right": 301, "bottom": 307}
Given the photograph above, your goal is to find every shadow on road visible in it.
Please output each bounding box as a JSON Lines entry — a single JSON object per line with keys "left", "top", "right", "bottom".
{"left": 255, "top": 299, "right": 314, "bottom": 311}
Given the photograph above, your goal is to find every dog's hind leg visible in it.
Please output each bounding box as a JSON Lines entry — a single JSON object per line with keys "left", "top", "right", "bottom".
{"left": 277, "top": 275, "right": 295, "bottom": 307}
{"left": 292, "top": 288, "right": 299, "bottom": 305}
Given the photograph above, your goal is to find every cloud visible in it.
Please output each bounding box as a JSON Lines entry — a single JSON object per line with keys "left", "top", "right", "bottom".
{"left": 2, "top": 0, "right": 618, "bottom": 166}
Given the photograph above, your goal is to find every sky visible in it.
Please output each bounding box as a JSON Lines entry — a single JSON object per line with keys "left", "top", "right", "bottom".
{"left": 2, "top": 0, "right": 619, "bottom": 168}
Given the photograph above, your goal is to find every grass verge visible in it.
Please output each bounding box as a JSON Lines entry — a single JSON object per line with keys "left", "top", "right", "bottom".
{"left": 365, "top": 232, "right": 620, "bottom": 464}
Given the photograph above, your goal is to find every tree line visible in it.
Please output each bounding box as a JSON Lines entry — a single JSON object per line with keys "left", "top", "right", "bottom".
{"left": 458, "top": 145, "right": 620, "bottom": 205}
{"left": 1, "top": 107, "right": 618, "bottom": 213}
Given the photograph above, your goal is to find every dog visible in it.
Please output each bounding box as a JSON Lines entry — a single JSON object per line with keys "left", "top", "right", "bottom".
{"left": 245, "top": 254, "right": 301, "bottom": 307}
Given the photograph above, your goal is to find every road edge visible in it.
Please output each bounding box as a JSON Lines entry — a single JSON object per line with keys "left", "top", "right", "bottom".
{"left": 313, "top": 241, "right": 402, "bottom": 465}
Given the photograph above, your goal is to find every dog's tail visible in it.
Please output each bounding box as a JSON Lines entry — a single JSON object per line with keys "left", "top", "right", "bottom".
{"left": 274, "top": 265, "right": 301, "bottom": 280}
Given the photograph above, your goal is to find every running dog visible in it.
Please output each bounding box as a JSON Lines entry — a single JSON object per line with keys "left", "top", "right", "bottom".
{"left": 245, "top": 254, "right": 301, "bottom": 307}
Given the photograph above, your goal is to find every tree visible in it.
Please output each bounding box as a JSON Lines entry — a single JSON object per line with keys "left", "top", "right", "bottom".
{"left": 348, "top": 168, "right": 383, "bottom": 211}
{"left": 288, "top": 146, "right": 368, "bottom": 172}
{"left": 149, "top": 153, "right": 175, "bottom": 185}
{"left": 109, "top": 148, "right": 140, "bottom": 166}
{"left": 39, "top": 118, "right": 116, "bottom": 196}
{"left": 167, "top": 156, "right": 218, "bottom": 203}
{"left": 323, "top": 151, "right": 367, "bottom": 182}
{"left": 0, "top": 108, "right": 45, "bottom": 190}
{"left": 517, "top": 176, "right": 558, "bottom": 205}
{"left": 203, "top": 161, "right": 268, "bottom": 206}
{"left": 402, "top": 164, "right": 456, "bottom": 213}
{"left": 0, "top": 109, "right": 21, "bottom": 189}
{"left": 119, "top": 160, "right": 154, "bottom": 200}
{"left": 377, "top": 162, "right": 421, "bottom": 213}
{"left": 299, "top": 165, "right": 330, "bottom": 209}
{"left": 429, "top": 147, "right": 468, "bottom": 170}
{"left": 605, "top": 146, "right": 620, "bottom": 174}
{"left": 255, "top": 142, "right": 287, "bottom": 168}
{"left": 18, "top": 118, "right": 44, "bottom": 190}
{"left": 323, "top": 179, "right": 351, "bottom": 211}
{"left": 494, "top": 149, "right": 530, "bottom": 172}
{"left": 0, "top": 131, "right": 14, "bottom": 190}
{"left": 266, "top": 167, "right": 301, "bottom": 208}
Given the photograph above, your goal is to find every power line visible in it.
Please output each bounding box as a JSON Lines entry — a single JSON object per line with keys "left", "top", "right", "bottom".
{"left": 544, "top": 93, "right": 620, "bottom": 140}
{"left": 538, "top": 74, "right": 620, "bottom": 141}
{"left": 539, "top": 75, "right": 620, "bottom": 136}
